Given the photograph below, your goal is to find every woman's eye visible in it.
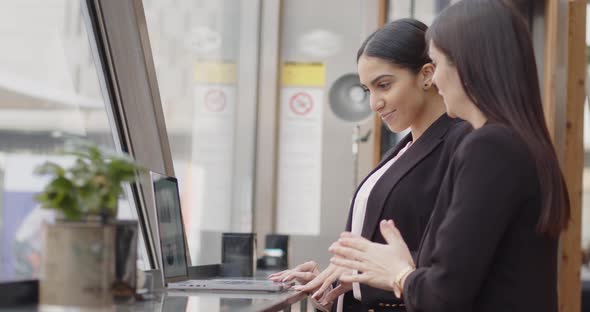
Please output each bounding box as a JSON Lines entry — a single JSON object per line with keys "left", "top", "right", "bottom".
{"left": 378, "top": 82, "right": 390, "bottom": 89}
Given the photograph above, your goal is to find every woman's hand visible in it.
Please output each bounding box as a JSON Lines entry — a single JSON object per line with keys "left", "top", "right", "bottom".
{"left": 292, "top": 263, "right": 351, "bottom": 304}
{"left": 329, "top": 220, "right": 415, "bottom": 291}
{"left": 268, "top": 261, "right": 320, "bottom": 285}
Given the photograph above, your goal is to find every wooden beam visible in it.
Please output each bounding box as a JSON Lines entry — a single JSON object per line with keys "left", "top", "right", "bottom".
{"left": 544, "top": 0, "right": 560, "bottom": 142}
{"left": 559, "top": 1, "right": 585, "bottom": 311}
{"left": 373, "top": 0, "right": 388, "bottom": 165}
{"left": 378, "top": 0, "right": 388, "bottom": 25}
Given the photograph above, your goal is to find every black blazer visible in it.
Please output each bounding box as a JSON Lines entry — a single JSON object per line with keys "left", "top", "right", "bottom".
{"left": 336, "top": 114, "right": 471, "bottom": 311}
{"left": 403, "top": 124, "right": 559, "bottom": 312}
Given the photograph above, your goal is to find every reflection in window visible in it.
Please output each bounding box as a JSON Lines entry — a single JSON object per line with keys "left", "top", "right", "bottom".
{"left": 0, "top": 1, "right": 139, "bottom": 282}
{"left": 143, "top": 0, "right": 259, "bottom": 265}
{"left": 387, "top": 0, "right": 456, "bottom": 25}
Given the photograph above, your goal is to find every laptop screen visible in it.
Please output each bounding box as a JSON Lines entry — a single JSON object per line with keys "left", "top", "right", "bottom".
{"left": 152, "top": 173, "right": 189, "bottom": 282}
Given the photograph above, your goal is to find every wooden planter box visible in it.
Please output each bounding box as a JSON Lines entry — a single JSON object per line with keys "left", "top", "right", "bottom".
{"left": 39, "top": 220, "right": 137, "bottom": 308}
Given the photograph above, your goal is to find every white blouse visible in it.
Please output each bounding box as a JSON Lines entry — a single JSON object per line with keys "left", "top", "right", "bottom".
{"left": 337, "top": 141, "right": 412, "bottom": 311}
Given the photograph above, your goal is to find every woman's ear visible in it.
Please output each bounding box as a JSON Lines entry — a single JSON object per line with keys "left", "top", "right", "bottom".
{"left": 420, "top": 63, "right": 435, "bottom": 90}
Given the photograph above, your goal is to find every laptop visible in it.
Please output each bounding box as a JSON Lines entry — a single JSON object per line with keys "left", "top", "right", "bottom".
{"left": 150, "top": 171, "right": 285, "bottom": 292}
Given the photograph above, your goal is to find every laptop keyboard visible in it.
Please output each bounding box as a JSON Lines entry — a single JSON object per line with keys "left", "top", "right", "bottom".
{"left": 175, "top": 280, "right": 259, "bottom": 287}
{"left": 219, "top": 280, "right": 253, "bottom": 285}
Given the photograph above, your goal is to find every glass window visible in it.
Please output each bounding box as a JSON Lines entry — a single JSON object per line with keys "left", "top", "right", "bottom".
{"left": 0, "top": 0, "right": 144, "bottom": 282}
{"left": 143, "top": 0, "right": 260, "bottom": 265}
{"left": 387, "top": 0, "right": 458, "bottom": 25}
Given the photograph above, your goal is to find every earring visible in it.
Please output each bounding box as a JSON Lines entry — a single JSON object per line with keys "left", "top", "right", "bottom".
{"left": 423, "top": 84, "right": 429, "bottom": 91}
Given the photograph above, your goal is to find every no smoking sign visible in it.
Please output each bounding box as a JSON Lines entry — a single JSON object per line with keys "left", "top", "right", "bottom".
{"left": 204, "top": 89, "right": 226, "bottom": 112}
{"left": 289, "top": 92, "right": 314, "bottom": 116}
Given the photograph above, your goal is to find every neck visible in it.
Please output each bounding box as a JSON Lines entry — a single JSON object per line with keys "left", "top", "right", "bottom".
{"left": 410, "top": 95, "right": 446, "bottom": 141}
{"left": 464, "top": 103, "right": 488, "bottom": 129}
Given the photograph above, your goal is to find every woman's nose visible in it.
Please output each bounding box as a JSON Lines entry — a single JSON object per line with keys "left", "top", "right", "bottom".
{"left": 370, "top": 96, "right": 384, "bottom": 112}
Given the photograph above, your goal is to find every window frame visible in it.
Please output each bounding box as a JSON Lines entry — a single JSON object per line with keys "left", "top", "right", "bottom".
{"left": 85, "top": 0, "right": 179, "bottom": 270}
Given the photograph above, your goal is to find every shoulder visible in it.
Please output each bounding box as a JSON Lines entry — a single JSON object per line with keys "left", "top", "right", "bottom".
{"left": 450, "top": 124, "right": 540, "bottom": 200}
{"left": 462, "top": 124, "right": 523, "bottom": 148}
{"left": 436, "top": 119, "right": 472, "bottom": 159}
{"left": 444, "top": 119, "right": 473, "bottom": 143}
{"left": 457, "top": 124, "right": 533, "bottom": 167}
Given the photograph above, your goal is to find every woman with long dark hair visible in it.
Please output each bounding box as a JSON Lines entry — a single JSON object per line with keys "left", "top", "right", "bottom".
{"left": 268, "top": 19, "right": 471, "bottom": 311}
{"left": 329, "top": 1, "right": 570, "bottom": 311}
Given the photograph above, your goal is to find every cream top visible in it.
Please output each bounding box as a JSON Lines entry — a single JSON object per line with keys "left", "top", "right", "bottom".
{"left": 348, "top": 141, "right": 412, "bottom": 301}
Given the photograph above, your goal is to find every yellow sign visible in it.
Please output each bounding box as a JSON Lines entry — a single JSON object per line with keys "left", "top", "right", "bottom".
{"left": 194, "top": 61, "right": 237, "bottom": 84}
{"left": 281, "top": 62, "right": 325, "bottom": 87}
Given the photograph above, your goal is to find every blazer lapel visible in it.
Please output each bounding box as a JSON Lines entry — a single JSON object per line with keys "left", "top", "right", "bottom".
{"left": 360, "top": 115, "right": 455, "bottom": 239}
{"left": 379, "top": 134, "right": 413, "bottom": 166}
{"left": 345, "top": 134, "right": 413, "bottom": 231}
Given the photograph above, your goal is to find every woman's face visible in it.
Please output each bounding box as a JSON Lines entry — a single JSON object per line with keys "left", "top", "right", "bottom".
{"left": 428, "top": 41, "right": 470, "bottom": 118}
{"left": 357, "top": 55, "right": 428, "bottom": 133}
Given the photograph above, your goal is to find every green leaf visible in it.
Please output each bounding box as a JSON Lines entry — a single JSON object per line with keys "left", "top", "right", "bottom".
{"left": 34, "top": 162, "right": 65, "bottom": 177}
{"left": 34, "top": 139, "right": 143, "bottom": 221}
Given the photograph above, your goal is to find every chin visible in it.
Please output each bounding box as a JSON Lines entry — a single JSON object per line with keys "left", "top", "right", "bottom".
{"left": 446, "top": 111, "right": 458, "bottom": 118}
{"left": 443, "top": 104, "right": 457, "bottom": 118}
{"left": 386, "top": 123, "right": 408, "bottom": 134}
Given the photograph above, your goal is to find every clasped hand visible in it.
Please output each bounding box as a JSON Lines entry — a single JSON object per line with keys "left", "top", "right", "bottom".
{"left": 329, "top": 219, "right": 415, "bottom": 292}
{"left": 268, "top": 220, "right": 414, "bottom": 305}
{"left": 269, "top": 261, "right": 352, "bottom": 307}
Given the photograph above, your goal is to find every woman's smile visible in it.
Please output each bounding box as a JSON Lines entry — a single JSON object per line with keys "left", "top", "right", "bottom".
{"left": 380, "top": 109, "right": 397, "bottom": 123}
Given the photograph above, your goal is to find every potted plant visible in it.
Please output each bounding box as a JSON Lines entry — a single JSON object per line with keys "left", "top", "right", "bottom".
{"left": 35, "top": 140, "right": 144, "bottom": 307}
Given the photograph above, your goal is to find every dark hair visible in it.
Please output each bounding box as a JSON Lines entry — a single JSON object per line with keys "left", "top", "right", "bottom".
{"left": 427, "top": 0, "right": 570, "bottom": 237}
{"left": 357, "top": 18, "right": 431, "bottom": 73}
